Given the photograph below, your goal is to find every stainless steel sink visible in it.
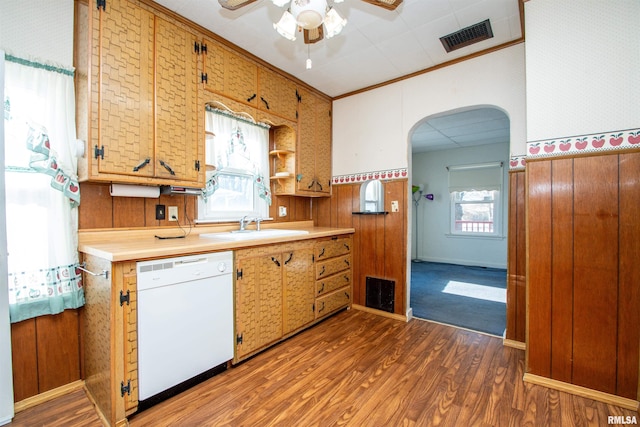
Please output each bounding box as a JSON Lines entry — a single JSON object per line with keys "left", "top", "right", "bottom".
{"left": 199, "top": 229, "right": 309, "bottom": 241}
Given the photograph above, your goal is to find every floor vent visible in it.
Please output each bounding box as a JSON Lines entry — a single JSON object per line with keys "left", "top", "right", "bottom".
{"left": 440, "top": 19, "right": 494, "bottom": 53}
{"left": 365, "top": 276, "right": 395, "bottom": 313}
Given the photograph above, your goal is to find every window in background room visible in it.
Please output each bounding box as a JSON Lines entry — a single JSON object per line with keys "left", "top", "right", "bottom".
{"left": 198, "top": 107, "right": 271, "bottom": 222}
{"left": 448, "top": 162, "right": 503, "bottom": 237}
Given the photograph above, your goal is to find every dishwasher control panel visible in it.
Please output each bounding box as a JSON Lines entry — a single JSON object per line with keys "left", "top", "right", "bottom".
{"left": 137, "top": 251, "right": 233, "bottom": 291}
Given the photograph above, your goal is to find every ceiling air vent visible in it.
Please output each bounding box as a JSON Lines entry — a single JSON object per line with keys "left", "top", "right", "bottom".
{"left": 440, "top": 19, "right": 493, "bottom": 53}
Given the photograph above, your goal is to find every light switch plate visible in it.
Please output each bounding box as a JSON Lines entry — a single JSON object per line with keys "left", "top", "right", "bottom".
{"left": 279, "top": 206, "right": 287, "bottom": 217}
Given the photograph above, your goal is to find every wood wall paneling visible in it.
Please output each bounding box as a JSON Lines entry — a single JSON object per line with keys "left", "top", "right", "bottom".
{"left": 506, "top": 171, "right": 526, "bottom": 343}
{"left": 550, "top": 159, "right": 573, "bottom": 383}
{"left": 515, "top": 172, "right": 526, "bottom": 342}
{"left": 526, "top": 161, "right": 552, "bottom": 377}
{"left": 571, "top": 156, "right": 618, "bottom": 394}
{"left": 10, "top": 319, "right": 39, "bottom": 402}
{"left": 10, "top": 310, "right": 82, "bottom": 402}
{"left": 78, "top": 183, "right": 113, "bottom": 229}
{"left": 526, "top": 151, "right": 640, "bottom": 401}
{"left": 617, "top": 152, "right": 640, "bottom": 400}
{"left": 36, "top": 311, "right": 82, "bottom": 393}
{"left": 382, "top": 180, "right": 407, "bottom": 315}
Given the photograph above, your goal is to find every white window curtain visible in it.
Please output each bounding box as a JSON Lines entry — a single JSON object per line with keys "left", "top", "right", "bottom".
{"left": 200, "top": 107, "right": 270, "bottom": 221}
{"left": 3, "top": 54, "right": 83, "bottom": 323}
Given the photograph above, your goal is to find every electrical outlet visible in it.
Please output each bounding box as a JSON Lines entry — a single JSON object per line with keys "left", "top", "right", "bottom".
{"left": 278, "top": 206, "right": 287, "bottom": 217}
{"left": 168, "top": 206, "right": 178, "bottom": 221}
{"left": 155, "top": 204, "right": 166, "bottom": 220}
{"left": 391, "top": 201, "right": 399, "bottom": 212}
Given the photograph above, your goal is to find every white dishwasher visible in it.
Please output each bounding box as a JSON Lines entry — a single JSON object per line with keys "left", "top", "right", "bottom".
{"left": 137, "top": 251, "right": 234, "bottom": 403}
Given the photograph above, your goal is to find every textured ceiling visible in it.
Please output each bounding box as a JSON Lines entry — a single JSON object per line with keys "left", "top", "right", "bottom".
{"left": 153, "top": 0, "right": 520, "bottom": 152}
{"left": 153, "top": 0, "right": 522, "bottom": 98}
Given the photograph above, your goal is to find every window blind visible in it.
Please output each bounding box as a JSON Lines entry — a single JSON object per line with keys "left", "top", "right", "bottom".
{"left": 448, "top": 162, "right": 503, "bottom": 192}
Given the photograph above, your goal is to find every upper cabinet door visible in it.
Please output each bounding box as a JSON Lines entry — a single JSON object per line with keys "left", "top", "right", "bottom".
{"left": 92, "top": 0, "right": 155, "bottom": 178}
{"left": 257, "top": 67, "right": 298, "bottom": 122}
{"left": 202, "top": 39, "right": 258, "bottom": 107}
{"left": 154, "top": 17, "right": 202, "bottom": 183}
{"left": 296, "top": 89, "right": 332, "bottom": 196}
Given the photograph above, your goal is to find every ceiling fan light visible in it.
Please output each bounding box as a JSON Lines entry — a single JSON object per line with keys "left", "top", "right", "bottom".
{"left": 324, "top": 7, "right": 347, "bottom": 38}
{"left": 291, "top": 0, "right": 327, "bottom": 30}
{"left": 273, "top": 10, "right": 297, "bottom": 41}
{"left": 271, "top": 0, "right": 289, "bottom": 6}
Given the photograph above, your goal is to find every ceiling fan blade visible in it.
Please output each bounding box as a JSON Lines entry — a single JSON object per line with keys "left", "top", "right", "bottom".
{"left": 360, "top": 0, "right": 402, "bottom": 11}
{"left": 304, "top": 26, "right": 324, "bottom": 44}
{"left": 218, "top": 0, "right": 257, "bottom": 11}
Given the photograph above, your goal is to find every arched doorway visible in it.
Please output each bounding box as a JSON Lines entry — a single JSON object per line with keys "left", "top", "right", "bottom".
{"left": 409, "top": 106, "right": 510, "bottom": 336}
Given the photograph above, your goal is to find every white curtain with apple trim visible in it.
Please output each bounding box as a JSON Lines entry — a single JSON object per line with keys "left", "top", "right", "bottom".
{"left": 3, "top": 53, "right": 84, "bottom": 323}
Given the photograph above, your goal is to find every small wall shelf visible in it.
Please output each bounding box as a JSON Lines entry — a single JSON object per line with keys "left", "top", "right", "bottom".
{"left": 352, "top": 211, "right": 389, "bottom": 215}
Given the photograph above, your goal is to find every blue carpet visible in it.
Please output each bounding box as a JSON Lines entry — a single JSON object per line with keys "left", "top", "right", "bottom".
{"left": 410, "top": 261, "right": 507, "bottom": 336}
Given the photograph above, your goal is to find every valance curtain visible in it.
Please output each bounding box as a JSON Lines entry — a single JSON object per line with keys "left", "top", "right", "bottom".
{"left": 448, "top": 162, "right": 503, "bottom": 192}
{"left": 4, "top": 54, "right": 84, "bottom": 323}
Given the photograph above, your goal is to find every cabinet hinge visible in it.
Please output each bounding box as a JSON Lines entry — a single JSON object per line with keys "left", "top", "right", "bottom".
{"left": 96, "top": 0, "right": 106, "bottom": 10}
{"left": 195, "top": 160, "right": 200, "bottom": 171}
{"left": 201, "top": 43, "right": 207, "bottom": 54}
{"left": 296, "top": 110, "right": 298, "bottom": 120}
{"left": 296, "top": 89, "right": 302, "bottom": 103}
{"left": 312, "top": 303, "right": 315, "bottom": 312}
{"left": 236, "top": 333, "right": 243, "bottom": 345}
{"left": 120, "top": 380, "right": 131, "bottom": 397}
{"left": 194, "top": 41, "right": 200, "bottom": 54}
{"left": 201, "top": 73, "right": 208, "bottom": 84}
{"left": 236, "top": 269, "right": 243, "bottom": 280}
{"left": 94, "top": 145, "right": 104, "bottom": 160}
{"left": 312, "top": 254, "right": 315, "bottom": 263}
{"left": 119, "top": 290, "right": 130, "bottom": 306}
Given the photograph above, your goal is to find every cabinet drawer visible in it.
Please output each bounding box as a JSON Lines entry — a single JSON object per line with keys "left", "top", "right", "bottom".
{"left": 316, "top": 271, "right": 351, "bottom": 297}
{"left": 316, "top": 287, "right": 351, "bottom": 318}
{"left": 315, "top": 237, "right": 351, "bottom": 261}
{"left": 316, "top": 254, "right": 351, "bottom": 280}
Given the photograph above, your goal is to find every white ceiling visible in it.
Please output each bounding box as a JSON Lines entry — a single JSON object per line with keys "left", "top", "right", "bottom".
{"left": 153, "top": 0, "right": 521, "bottom": 153}
{"left": 153, "top": 0, "right": 522, "bottom": 98}
{"left": 411, "top": 107, "right": 510, "bottom": 153}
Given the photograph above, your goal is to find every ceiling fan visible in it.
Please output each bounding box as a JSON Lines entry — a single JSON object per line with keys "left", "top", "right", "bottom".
{"left": 218, "top": 0, "right": 403, "bottom": 44}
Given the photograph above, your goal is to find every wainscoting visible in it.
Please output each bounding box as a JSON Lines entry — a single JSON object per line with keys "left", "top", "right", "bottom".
{"left": 506, "top": 170, "right": 526, "bottom": 344}
{"left": 527, "top": 151, "right": 640, "bottom": 400}
{"left": 10, "top": 310, "right": 82, "bottom": 402}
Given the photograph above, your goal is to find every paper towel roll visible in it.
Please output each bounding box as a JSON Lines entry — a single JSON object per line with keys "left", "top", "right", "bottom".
{"left": 110, "top": 184, "right": 160, "bottom": 198}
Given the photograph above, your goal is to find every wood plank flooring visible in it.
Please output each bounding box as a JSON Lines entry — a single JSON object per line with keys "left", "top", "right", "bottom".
{"left": 10, "top": 309, "right": 638, "bottom": 426}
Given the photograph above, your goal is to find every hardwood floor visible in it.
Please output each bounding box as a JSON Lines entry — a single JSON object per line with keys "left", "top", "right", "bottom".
{"left": 11, "top": 309, "right": 638, "bottom": 426}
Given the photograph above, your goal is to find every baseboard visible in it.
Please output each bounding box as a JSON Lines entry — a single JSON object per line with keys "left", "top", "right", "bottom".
{"left": 352, "top": 304, "right": 409, "bottom": 322}
{"left": 502, "top": 339, "right": 526, "bottom": 350}
{"left": 414, "top": 257, "right": 507, "bottom": 270}
{"left": 523, "top": 373, "right": 640, "bottom": 411}
{"left": 14, "top": 380, "right": 85, "bottom": 413}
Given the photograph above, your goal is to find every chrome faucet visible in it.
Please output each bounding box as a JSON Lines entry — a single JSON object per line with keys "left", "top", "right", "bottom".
{"left": 239, "top": 216, "right": 262, "bottom": 231}
{"left": 239, "top": 215, "right": 253, "bottom": 231}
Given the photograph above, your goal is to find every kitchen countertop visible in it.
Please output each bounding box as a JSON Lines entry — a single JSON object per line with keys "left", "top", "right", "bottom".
{"left": 79, "top": 220, "right": 355, "bottom": 262}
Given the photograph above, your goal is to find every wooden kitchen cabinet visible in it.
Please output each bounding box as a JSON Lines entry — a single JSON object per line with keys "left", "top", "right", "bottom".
{"left": 315, "top": 236, "right": 353, "bottom": 318}
{"left": 202, "top": 38, "right": 258, "bottom": 107}
{"left": 81, "top": 254, "right": 139, "bottom": 426}
{"left": 235, "top": 248, "right": 284, "bottom": 361}
{"left": 81, "top": 0, "right": 204, "bottom": 186}
{"left": 297, "top": 88, "right": 332, "bottom": 196}
{"left": 283, "top": 247, "right": 316, "bottom": 335}
{"left": 257, "top": 66, "right": 299, "bottom": 122}
{"left": 234, "top": 240, "right": 315, "bottom": 362}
